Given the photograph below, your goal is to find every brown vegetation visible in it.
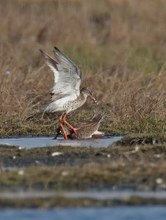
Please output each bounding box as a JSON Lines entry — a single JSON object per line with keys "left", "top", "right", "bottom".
{"left": 0, "top": 0, "right": 166, "bottom": 136}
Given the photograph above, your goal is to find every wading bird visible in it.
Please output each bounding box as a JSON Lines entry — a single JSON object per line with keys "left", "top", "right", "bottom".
{"left": 40, "top": 47, "right": 97, "bottom": 139}
{"left": 55, "top": 111, "right": 105, "bottom": 139}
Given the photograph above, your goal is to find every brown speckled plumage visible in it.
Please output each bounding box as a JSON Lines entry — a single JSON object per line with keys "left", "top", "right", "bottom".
{"left": 74, "top": 111, "right": 105, "bottom": 139}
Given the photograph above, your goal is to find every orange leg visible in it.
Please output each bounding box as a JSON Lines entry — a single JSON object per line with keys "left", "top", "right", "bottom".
{"left": 62, "top": 113, "right": 80, "bottom": 135}
{"left": 59, "top": 115, "right": 68, "bottom": 140}
{"left": 60, "top": 123, "right": 68, "bottom": 139}
{"left": 59, "top": 115, "right": 63, "bottom": 123}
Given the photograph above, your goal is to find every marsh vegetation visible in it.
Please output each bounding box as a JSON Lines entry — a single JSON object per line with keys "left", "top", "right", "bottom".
{"left": 0, "top": 0, "right": 165, "bottom": 136}
{"left": 0, "top": 0, "right": 166, "bottom": 208}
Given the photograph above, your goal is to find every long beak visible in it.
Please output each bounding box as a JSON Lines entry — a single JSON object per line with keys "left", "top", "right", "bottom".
{"left": 89, "top": 95, "right": 98, "bottom": 104}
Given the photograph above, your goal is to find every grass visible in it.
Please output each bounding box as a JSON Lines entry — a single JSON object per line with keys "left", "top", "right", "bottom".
{"left": 1, "top": 161, "right": 165, "bottom": 191}
{"left": 0, "top": 0, "right": 165, "bottom": 136}
{"left": 0, "top": 196, "right": 166, "bottom": 208}
{"left": 1, "top": 196, "right": 166, "bottom": 208}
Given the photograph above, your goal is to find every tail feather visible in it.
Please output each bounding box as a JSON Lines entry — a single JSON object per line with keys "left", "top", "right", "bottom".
{"left": 44, "top": 102, "right": 59, "bottom": 113}
{"left": 91, "top": 111, "right": 105, "bottom": 122}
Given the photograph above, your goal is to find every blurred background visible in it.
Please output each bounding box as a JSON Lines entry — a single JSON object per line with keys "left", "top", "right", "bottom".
{"left": 0, "top": 0, "right": 165, "bottom": 136}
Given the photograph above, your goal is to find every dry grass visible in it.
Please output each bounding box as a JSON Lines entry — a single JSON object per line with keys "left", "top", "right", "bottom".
{"left": 0, "top": 0, "right": 166, "bottom": 136}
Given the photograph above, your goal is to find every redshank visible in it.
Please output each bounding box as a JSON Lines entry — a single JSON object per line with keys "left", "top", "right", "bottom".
{"left": 40, "top": 47, "right": 97, "bottom": 139}
{"left": 55, "top": 111, "right": 105, "bottom": 139}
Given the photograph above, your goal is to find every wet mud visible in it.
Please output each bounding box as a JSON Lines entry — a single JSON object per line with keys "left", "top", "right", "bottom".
{"left": 0, "top": 134, "right": 165, "bottom": 208}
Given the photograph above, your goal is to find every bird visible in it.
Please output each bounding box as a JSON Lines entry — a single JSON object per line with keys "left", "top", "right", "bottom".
{"left": 55, "top": 111, "right": 105, "bottom": 139}
{"left": 40, "top": 47, "right": 97, "bottom": 139}
{"left": 70, "top": 111, "right": 105, "bottom": 139}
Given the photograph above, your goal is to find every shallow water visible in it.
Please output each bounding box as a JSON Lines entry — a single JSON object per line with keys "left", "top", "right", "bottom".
{"left": 0, "top": 207, "right": 166, "bottom": 220}
{"left": 0, "top": 136, "right": 121, "bottom": 148}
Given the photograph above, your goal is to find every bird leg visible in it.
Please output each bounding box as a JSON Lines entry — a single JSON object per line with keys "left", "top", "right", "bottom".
{"left": 62, "top": 113, "right": 80, "bottom": 135}
{"left": 59, "top": 115, "right": 68, "bottom": 140}
{"left": 59, "top": 115, "right": 63, "bottom": 123}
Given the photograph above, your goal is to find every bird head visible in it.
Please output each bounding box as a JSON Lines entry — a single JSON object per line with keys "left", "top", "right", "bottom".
{"left": 81, "top": 87, "right": 98, "bottom": 104}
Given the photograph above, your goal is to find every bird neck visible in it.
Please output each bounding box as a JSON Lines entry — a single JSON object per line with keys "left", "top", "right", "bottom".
{"left": 80, "top": 91, "right": 88, "bottom": 101}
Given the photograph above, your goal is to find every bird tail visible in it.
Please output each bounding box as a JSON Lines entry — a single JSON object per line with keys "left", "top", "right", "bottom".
{"left": 91, "top": 111, "right": 106, "bottom": 123}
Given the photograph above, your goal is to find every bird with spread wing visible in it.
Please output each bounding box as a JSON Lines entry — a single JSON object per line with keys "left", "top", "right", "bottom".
{"left": 40, "top": 47, "right": 97, "bottom": 139}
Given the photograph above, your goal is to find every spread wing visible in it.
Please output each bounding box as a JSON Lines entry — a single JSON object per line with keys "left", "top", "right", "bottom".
{"left": 40, "top": 47, "right": 81, "bottom": 101}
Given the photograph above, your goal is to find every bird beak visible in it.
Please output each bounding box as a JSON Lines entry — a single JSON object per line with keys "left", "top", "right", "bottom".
{"left": 89, "top": 95, "right": 98, "bottom": 104}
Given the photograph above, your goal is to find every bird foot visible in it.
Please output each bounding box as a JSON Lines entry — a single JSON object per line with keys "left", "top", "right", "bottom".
{"left": 69, "top": 127, "right": 80, "bottom": 139}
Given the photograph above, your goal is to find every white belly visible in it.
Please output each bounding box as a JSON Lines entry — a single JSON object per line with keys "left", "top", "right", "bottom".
{"left": 45, "top": 94, "right": 77, "bottom": 112}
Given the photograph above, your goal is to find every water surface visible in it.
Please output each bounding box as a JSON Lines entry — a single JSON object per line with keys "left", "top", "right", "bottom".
{"left": 0, "top": 207, "right": 165, "bottom": 220}
{"left": 0, "top": 136, "right": 121, "bottom": 148}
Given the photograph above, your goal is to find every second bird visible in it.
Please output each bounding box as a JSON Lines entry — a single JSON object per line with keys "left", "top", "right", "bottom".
{"left": 40, "top": 47, "right": 97, "bottom": 139}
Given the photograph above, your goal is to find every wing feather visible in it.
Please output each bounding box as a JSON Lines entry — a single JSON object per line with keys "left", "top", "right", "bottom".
{"left": 40, "top": 47, "right": 81, "bottom": 100}
{"left": 40, "top": 49, "right": 59, "bottom": 83}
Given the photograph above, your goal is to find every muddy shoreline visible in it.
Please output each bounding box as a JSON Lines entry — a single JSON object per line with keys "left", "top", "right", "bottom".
{"left": 0, "top": 134, "right": 165, "bottom": 207}
{"left": 0, "top": 195, "right": 166, "bottom": 209}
